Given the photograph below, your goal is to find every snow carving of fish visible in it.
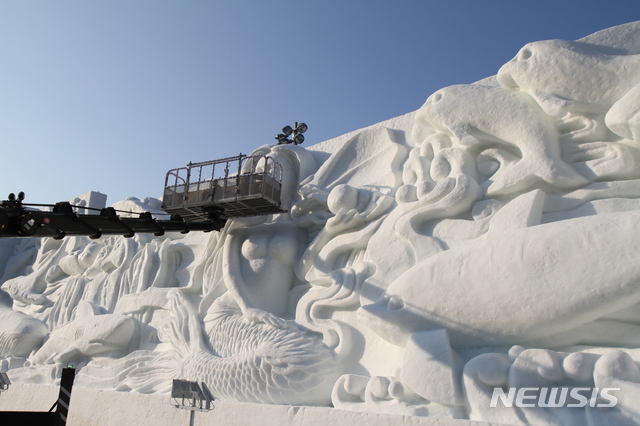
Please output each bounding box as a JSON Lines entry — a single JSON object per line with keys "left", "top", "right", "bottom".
{"left": 0, "top": 307, "right": 48, "bottom": 358}
{"left": 360, "top": 190, "right": 640, "bottom": 349}
{"left": 497, "top": 39, "right": 640, "bottom": 117}
{"left": 29, "top": 300, "right": 136, "bottom": 365}
{"left": 414, "top": 84, "right": 588, "bottom": 196}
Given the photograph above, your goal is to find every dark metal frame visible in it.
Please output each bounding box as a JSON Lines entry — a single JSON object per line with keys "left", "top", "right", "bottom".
{"left": 0, "top": 200, "right": 225, "bottom": 239}
{"left": 0, "top": 367, "right": 75, "bottom": 426}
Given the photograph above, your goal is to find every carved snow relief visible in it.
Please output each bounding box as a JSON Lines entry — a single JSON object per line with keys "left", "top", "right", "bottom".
{"left": 2, "top": 21, "right": 640, "bottom": 425}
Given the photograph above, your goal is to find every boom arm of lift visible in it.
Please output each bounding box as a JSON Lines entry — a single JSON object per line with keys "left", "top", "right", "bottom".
{"left": 0, "top": 195, "right": 226, "bottom": 240}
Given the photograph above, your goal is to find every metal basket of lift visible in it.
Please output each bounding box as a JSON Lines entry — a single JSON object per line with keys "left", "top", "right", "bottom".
{"left": 162, "top": 154, "right": 285, "bottom": 222}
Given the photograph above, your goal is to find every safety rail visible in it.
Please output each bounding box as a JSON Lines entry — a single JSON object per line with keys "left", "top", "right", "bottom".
{"left": 162, "top": 154, "right": 285, "bottom": 221}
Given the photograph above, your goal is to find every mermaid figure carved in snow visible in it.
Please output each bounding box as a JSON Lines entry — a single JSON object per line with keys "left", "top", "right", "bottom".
{"left": 156, "top": 144, "right": 339, "bottom": 405}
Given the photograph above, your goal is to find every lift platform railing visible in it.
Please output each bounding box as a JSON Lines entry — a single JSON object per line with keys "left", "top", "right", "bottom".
{"left": 162, "top": 154, "right": 285, "bottom": 221}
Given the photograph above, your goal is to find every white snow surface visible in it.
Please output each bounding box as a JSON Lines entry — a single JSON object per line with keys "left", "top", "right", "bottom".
{"left": 2, "top": 21, "right": 640, "bottom": 425}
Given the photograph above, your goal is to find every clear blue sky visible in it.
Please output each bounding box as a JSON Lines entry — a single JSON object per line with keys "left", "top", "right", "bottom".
{"left": 1, "top": 1, "right": 638, "bottom": 206}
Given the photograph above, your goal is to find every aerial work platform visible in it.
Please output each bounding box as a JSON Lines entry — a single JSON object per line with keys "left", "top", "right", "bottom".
{"left": 0, "top": 121, "right": 303, "bottom": 239}
{"left": 162, "top": 154, "right": 285, "bottom": 222}
{"left": 0, "top": 154, "right": 285, "bottom": 239}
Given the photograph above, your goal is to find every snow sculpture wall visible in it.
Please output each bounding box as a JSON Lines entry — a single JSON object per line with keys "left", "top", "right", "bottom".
{"left": 2, "top": 21, "right": 640, "bottom": 425}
